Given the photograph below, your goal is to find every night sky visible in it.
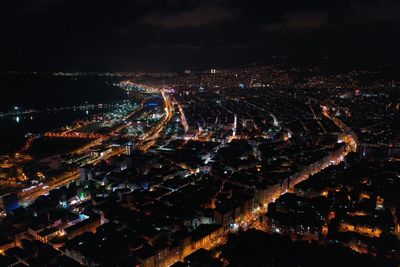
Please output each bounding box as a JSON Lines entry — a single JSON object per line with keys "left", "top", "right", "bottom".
{"left": 2, "top": 0, "right": 400, "bottom": 71}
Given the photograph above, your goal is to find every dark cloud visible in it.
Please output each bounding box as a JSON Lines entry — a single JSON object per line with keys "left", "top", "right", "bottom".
{"left": 353, "top": 0, "right": 400, "bottom": 22}
{"left": 142, "top": 4, "right": 240, "bottom": 28}
{"left": 1, "top": 0, "right": 400, "bottom": 71}
{"left": 264, "top": 11, "right": 330, "bottom": 32}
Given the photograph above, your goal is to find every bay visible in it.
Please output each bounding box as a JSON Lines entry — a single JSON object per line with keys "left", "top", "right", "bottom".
{"left": 0, "top": 73, "right": 126, "bottom": 155}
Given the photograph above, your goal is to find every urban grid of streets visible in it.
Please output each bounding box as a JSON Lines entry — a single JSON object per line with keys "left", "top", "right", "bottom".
{"left": 14, "top": 82, "right": 357, "bottom": 257}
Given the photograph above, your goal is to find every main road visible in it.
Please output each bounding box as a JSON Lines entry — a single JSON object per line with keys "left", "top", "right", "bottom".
{"left": 176, "top": 103, "right": 359, "bottom": 261}
{"left": 137, "top": 90, "right": 174, "bottom": 152}
{"left": 18, "top": 88, "right": 172, "bottom": 205}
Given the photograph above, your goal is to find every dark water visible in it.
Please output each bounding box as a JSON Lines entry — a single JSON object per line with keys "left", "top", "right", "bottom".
{"left": 0, "top": 74, "right": 126, "bottom": 155}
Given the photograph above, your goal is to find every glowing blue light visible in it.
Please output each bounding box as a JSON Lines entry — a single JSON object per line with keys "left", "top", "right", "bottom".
{"left": 146, "top": 102, "right": 158, "bottom": 107}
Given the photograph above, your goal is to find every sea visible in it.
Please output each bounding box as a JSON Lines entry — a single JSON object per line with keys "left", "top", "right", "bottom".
{"left": 0, "top": 73, "right": 127, "bottom": 155}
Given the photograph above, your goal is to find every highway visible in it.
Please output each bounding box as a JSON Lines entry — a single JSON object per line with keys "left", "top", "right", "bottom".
{"left": 17, "top": 89, "right": 171, "bottom": 205}
{"left": 43, "top": 132, "right": 106, "bottom": 139}
{"left": 18, "top": 170, "right": 80, "bottom": 204}
{"left": 137, "top": 90, "right": 174, "bottom": 152}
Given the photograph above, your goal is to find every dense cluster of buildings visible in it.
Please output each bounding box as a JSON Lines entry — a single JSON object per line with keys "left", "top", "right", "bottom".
{"left": 0, "top": 64, "right": 399, "bottom": 266}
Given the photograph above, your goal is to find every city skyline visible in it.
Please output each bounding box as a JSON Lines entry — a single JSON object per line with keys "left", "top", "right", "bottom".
{"left": 0, "top": 1, "right": 399, "bottom": 267}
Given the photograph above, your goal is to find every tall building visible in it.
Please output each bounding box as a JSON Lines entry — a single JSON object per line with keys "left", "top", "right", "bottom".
{"left": 125, "top": 142, "right": 135, "bottom": 155}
